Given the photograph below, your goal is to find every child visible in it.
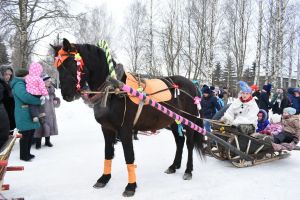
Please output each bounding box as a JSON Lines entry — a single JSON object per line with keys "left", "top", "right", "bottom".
{"left": 256, "top": 109, "right": 269, "bottom": 132}
{"left": 260, "top": 114, "right": 282, "bottom": 136}
{"left": 25, "top": 62, "right": 48, "bottom": 123}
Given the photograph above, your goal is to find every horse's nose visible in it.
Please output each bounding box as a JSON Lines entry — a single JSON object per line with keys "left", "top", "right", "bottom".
{"left": 64, "top": 95, "right": 73, "bottom": 102}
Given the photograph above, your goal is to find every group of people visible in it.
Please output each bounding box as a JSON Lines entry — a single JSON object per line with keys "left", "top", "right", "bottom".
{"left": 199, "top": 80, "right": 300, "bottom": 150}
{"left": 0, "top": 63, "right": 60, "bottom": 161}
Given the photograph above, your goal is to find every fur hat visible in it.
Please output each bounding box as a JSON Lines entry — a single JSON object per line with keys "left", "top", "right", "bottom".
{"left": 293, "top": 88, "right": 300, "bottom": 93}
{"left": 263, "top": 84, "right": 272, "bottom": 93}
{"left": 270, "top": 114, "right": 281, "bottom": 124}
{"left": 238, "top": 81, "right": 252, "bottom": 93}
{"left": 283, "top": 107, "right": 296, "bottom": 115}
{"left": 15, "top": 68, "right": 29, "bottom": 77}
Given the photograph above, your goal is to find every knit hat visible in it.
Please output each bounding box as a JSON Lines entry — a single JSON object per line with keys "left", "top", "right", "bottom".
{"left": 250, "top": 84, "right": 259, "bottom": 91}
{"left": 15, "top": 68, "right": 29, "bottom": 77}
{"left": 270, "top": 114, "right": 281, "bottom": 124}
{"left": 202, "top": 86, "right": 211, "bottom": 94}
{"left": 238, "top": 81, "right": 252, "bottom": 93}
{"left": 42, "top": 73, "right": 51, "bottom": 81}
{"left": 283, "top": 107, "right": 296, "bottom": 115}
{"left": 263, "top": 84, "right": 272, "bottom": 93}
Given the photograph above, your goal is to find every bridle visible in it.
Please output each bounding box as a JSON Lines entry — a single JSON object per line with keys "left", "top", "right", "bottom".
{"left": 54, "top": 48, "right": 85, "bottom": 92}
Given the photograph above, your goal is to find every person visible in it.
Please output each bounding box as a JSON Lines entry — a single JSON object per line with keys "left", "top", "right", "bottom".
{"left": 256, "top": 109, "right": 269, "bottom": 132}
{"left": 260, "top": 114, "right": 282, "bottom": 136}
{"left": 34, "top": 74, "right": 60, "bottom": 149}
{"left": 220, "top": 81, "right": 259, "bottom": 130}
{"left": 25, "top": 62, "right": 48, "bottom": 123}
{"left": 0, "top": 66, "right": 16, "bottom": 131}
{"left": 10, "top": 68, "right": 42, "bottom": 161}
{"left": 289, "top": 88, "right": 300, "bottom": 114}
{"left": 258, "top": 84, "right": 272, "bottom": 117}
{"left": 273, "top": 107, "right": 300, "bottom": 145}
{"left": 200, "top": 86, "right": 221, "bottom": 132}
{"left": 0, "top": 70, "right": 10, "bottom": 148}
{"left": 271, "top": 88, "right": 290, "bottom": 115}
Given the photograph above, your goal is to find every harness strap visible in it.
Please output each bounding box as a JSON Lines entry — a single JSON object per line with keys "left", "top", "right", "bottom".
{"left": 133, "top": 100, "right": 144, "bottom": 127}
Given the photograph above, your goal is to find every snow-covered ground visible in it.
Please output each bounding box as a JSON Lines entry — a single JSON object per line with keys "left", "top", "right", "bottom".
{"left": 3, "top": 92, "right": 300, "bottom": 200}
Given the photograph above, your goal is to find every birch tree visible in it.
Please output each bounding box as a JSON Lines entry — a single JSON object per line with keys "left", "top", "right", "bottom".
{"left": 254, "top": 0, "right": 263, "bottom": 86}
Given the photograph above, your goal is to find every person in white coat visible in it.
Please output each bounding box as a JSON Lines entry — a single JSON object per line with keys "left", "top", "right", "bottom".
{"left": 220, "top": 81, "right": 259, "bottom": 129}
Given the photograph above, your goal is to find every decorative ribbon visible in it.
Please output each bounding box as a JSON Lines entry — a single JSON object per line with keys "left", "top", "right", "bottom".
{"left": 175, "top": 120, "right": 184, "bottom": 137}
{"left": 194, "top": 96, "right": 201, "bottom": 111}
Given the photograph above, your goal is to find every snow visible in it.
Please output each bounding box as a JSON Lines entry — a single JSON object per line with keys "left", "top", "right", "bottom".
{"left": 3, "top": 92, "right": 300, "bottom": 200}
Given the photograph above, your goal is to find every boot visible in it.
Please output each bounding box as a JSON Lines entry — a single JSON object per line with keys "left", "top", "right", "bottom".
{"left": 35, "top": 138, "right": 42, "bottom": 149}
{"left": 45, "top": 137, "right": 53, "bottom": 147}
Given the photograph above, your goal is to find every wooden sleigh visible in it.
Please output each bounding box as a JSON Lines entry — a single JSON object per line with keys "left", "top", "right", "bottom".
{"left": 207, "top": 121, "right": 290, "bottom": 168}
{"left": 0, "top": 132, "right": 24, "bottom": 200}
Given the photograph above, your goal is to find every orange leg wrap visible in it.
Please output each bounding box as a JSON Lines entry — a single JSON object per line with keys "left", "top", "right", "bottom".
{"left": 127, "top": 164, "right": 137, "bottom": 183}
{"left": 103, "top": 159, "right": 112, "bottom": 175}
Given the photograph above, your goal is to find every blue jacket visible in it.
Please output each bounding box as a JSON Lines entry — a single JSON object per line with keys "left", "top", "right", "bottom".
{"left": 289, "top": 95, "right": 300, "bottom": 114}
{"left": 10, "top": 77, "right": 41, "bottom": 131}
{"left": 200, "top": 95, "right": 221, "bottom": 119}
{"left": 256, "top": 109, "right": 269, "bottom": 132}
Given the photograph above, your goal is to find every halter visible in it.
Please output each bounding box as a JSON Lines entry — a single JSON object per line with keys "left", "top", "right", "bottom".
{"left": 54, "top": 48, "right": 84, "bottom": 91}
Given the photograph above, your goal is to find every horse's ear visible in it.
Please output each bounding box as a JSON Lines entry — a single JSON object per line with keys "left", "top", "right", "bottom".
{"left": 63, "top": 38, "right": 72, "bottom": 52}
{"left": 50, "top": 44, "right": 60, "bottom": 52}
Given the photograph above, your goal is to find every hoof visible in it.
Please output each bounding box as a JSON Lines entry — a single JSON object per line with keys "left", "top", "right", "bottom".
{"left": 122, "top": 190, "right": 135, "bottom": 197}
{"left": 164, "top": 167, "right": 176, "bottom": 174}
{"left": 122, "top": 183, "right": 137, "bottom": 197}
{"left": 93, "top": 182, "right": 106, "bottom": 188}
{"left": 93, "top": 174, "right": 111, "bottom": 189}
{"left": 183, "top": 172, "right": 192, "bottom": 180}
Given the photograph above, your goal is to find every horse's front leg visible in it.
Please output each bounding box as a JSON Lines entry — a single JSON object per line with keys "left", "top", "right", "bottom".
{"left": 119, "top": 126, "right": 137, "bottom": 197}
{"left": 93, "top": 127, "right": 116, "bottom": 188}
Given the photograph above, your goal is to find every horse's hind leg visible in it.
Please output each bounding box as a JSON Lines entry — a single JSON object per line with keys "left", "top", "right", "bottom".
{"left": 119, "top": 126, "right": 137, "bottom": 197}
{"left": 93, "top": 128, "right": 116, "bottom": 188}
{"left": 165, "top": 123, "right": 185, "bottom": 174}
{"left": 183, "top": 129, "right": 194, "bottom": 180}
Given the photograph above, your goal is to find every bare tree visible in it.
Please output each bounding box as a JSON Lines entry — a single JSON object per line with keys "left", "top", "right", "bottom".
{"left": 0, "top": 0, "right": 73, "bottom": 69}
{"left": 254, "top": 0, "right": 263, "bottom": 86}
{"left": 122, "top": 0, "right": 147, "bottom": 73}
{"left": 75, "top": 5, "right": 114, "bottom": 45}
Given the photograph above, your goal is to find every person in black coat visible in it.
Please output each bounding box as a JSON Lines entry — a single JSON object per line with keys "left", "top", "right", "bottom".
{"left": 0, "top": 75, "right": 10, "bottom": 148}
{"left": 258, "top": 84, "right": 272, "bottom": 117}
{"left": 0, "top": 66, "right": 15, "bottom": 131}
{"left": 200, "top": 86, "right": 221, "bottom": 132}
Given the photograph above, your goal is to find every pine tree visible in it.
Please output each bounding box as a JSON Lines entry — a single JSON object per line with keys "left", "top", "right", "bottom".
{"left": 243, "top": 62, "right": 256, "bottom": 85}
{"left": 222, "top": 55, "right": 237, "bottom": 97}
{"left": 212, "top": 62, "right": 222, "bottom": 86}
{"left": 0, "top": 37, "right": 9, "bottom": 65}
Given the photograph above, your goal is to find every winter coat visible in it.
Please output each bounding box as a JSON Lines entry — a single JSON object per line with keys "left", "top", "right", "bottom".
{"left": 289, "top": 95, "right": 300, "bottom": 114}
{"left": 34, "top": 85, "right": 60, "bottom": 138}
{"left": 264, "top": 123, "right": 282, "bottom": 136}
{"left": 281, "top": 115, "right": 300, "bottom": 144}
{"left": 222, "top": 97, "right": 259, "bottom": 127}
{"left": 271, "top": 92, "right": 290, "bottom": 115}
{"left": 256, "top": 110, "right": 269, "bottom": 132}
{"left": 0, "top": 66, "right": 15, "bottom": 130}
{"left": 0, "top": 79, "right": 10, "bottom": 147}
{"left": 10, "top": 77, "right": 41, "bottom": 131}
{"left": 258, "top": 91, "right": 272, "bottom": 114}
{"left": 252, "top": 90, "right": 260, "bottom": 105}
{"left": 200, "top": 94, "right": 221, "bottom": 119}
{"left": 25, "top": 63, "right": 48, "bottom": 96}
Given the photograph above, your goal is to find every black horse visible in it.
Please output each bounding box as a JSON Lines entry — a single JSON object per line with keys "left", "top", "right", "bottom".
{"left": 52, "top": 39, "right": 205, "bottom": 197}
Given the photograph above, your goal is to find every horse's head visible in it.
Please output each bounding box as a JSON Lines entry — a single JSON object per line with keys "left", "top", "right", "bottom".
{"left": 51, "top": 38, "right": 83, "bottom": 102}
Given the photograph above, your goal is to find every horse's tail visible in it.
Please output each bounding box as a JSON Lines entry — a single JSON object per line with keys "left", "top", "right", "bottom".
{"left": 193, "top": 118, "right": 206, "bottom": 160}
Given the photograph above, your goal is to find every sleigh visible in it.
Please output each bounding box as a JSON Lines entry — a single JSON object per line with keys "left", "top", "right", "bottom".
{"left": 0, "top": 133, "right": 24, "bottom": 199}
{"left": 207, "top": 121, "right": 290, "bottom": 168}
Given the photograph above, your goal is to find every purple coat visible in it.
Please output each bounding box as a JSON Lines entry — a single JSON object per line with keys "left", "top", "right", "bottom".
{"left": 34, "top": 85, "right": 60, "bottom": 138}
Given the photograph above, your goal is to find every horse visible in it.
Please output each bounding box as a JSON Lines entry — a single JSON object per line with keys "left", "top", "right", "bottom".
{"left": 51, "top": 38, "right": 205, "bottom": 197}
